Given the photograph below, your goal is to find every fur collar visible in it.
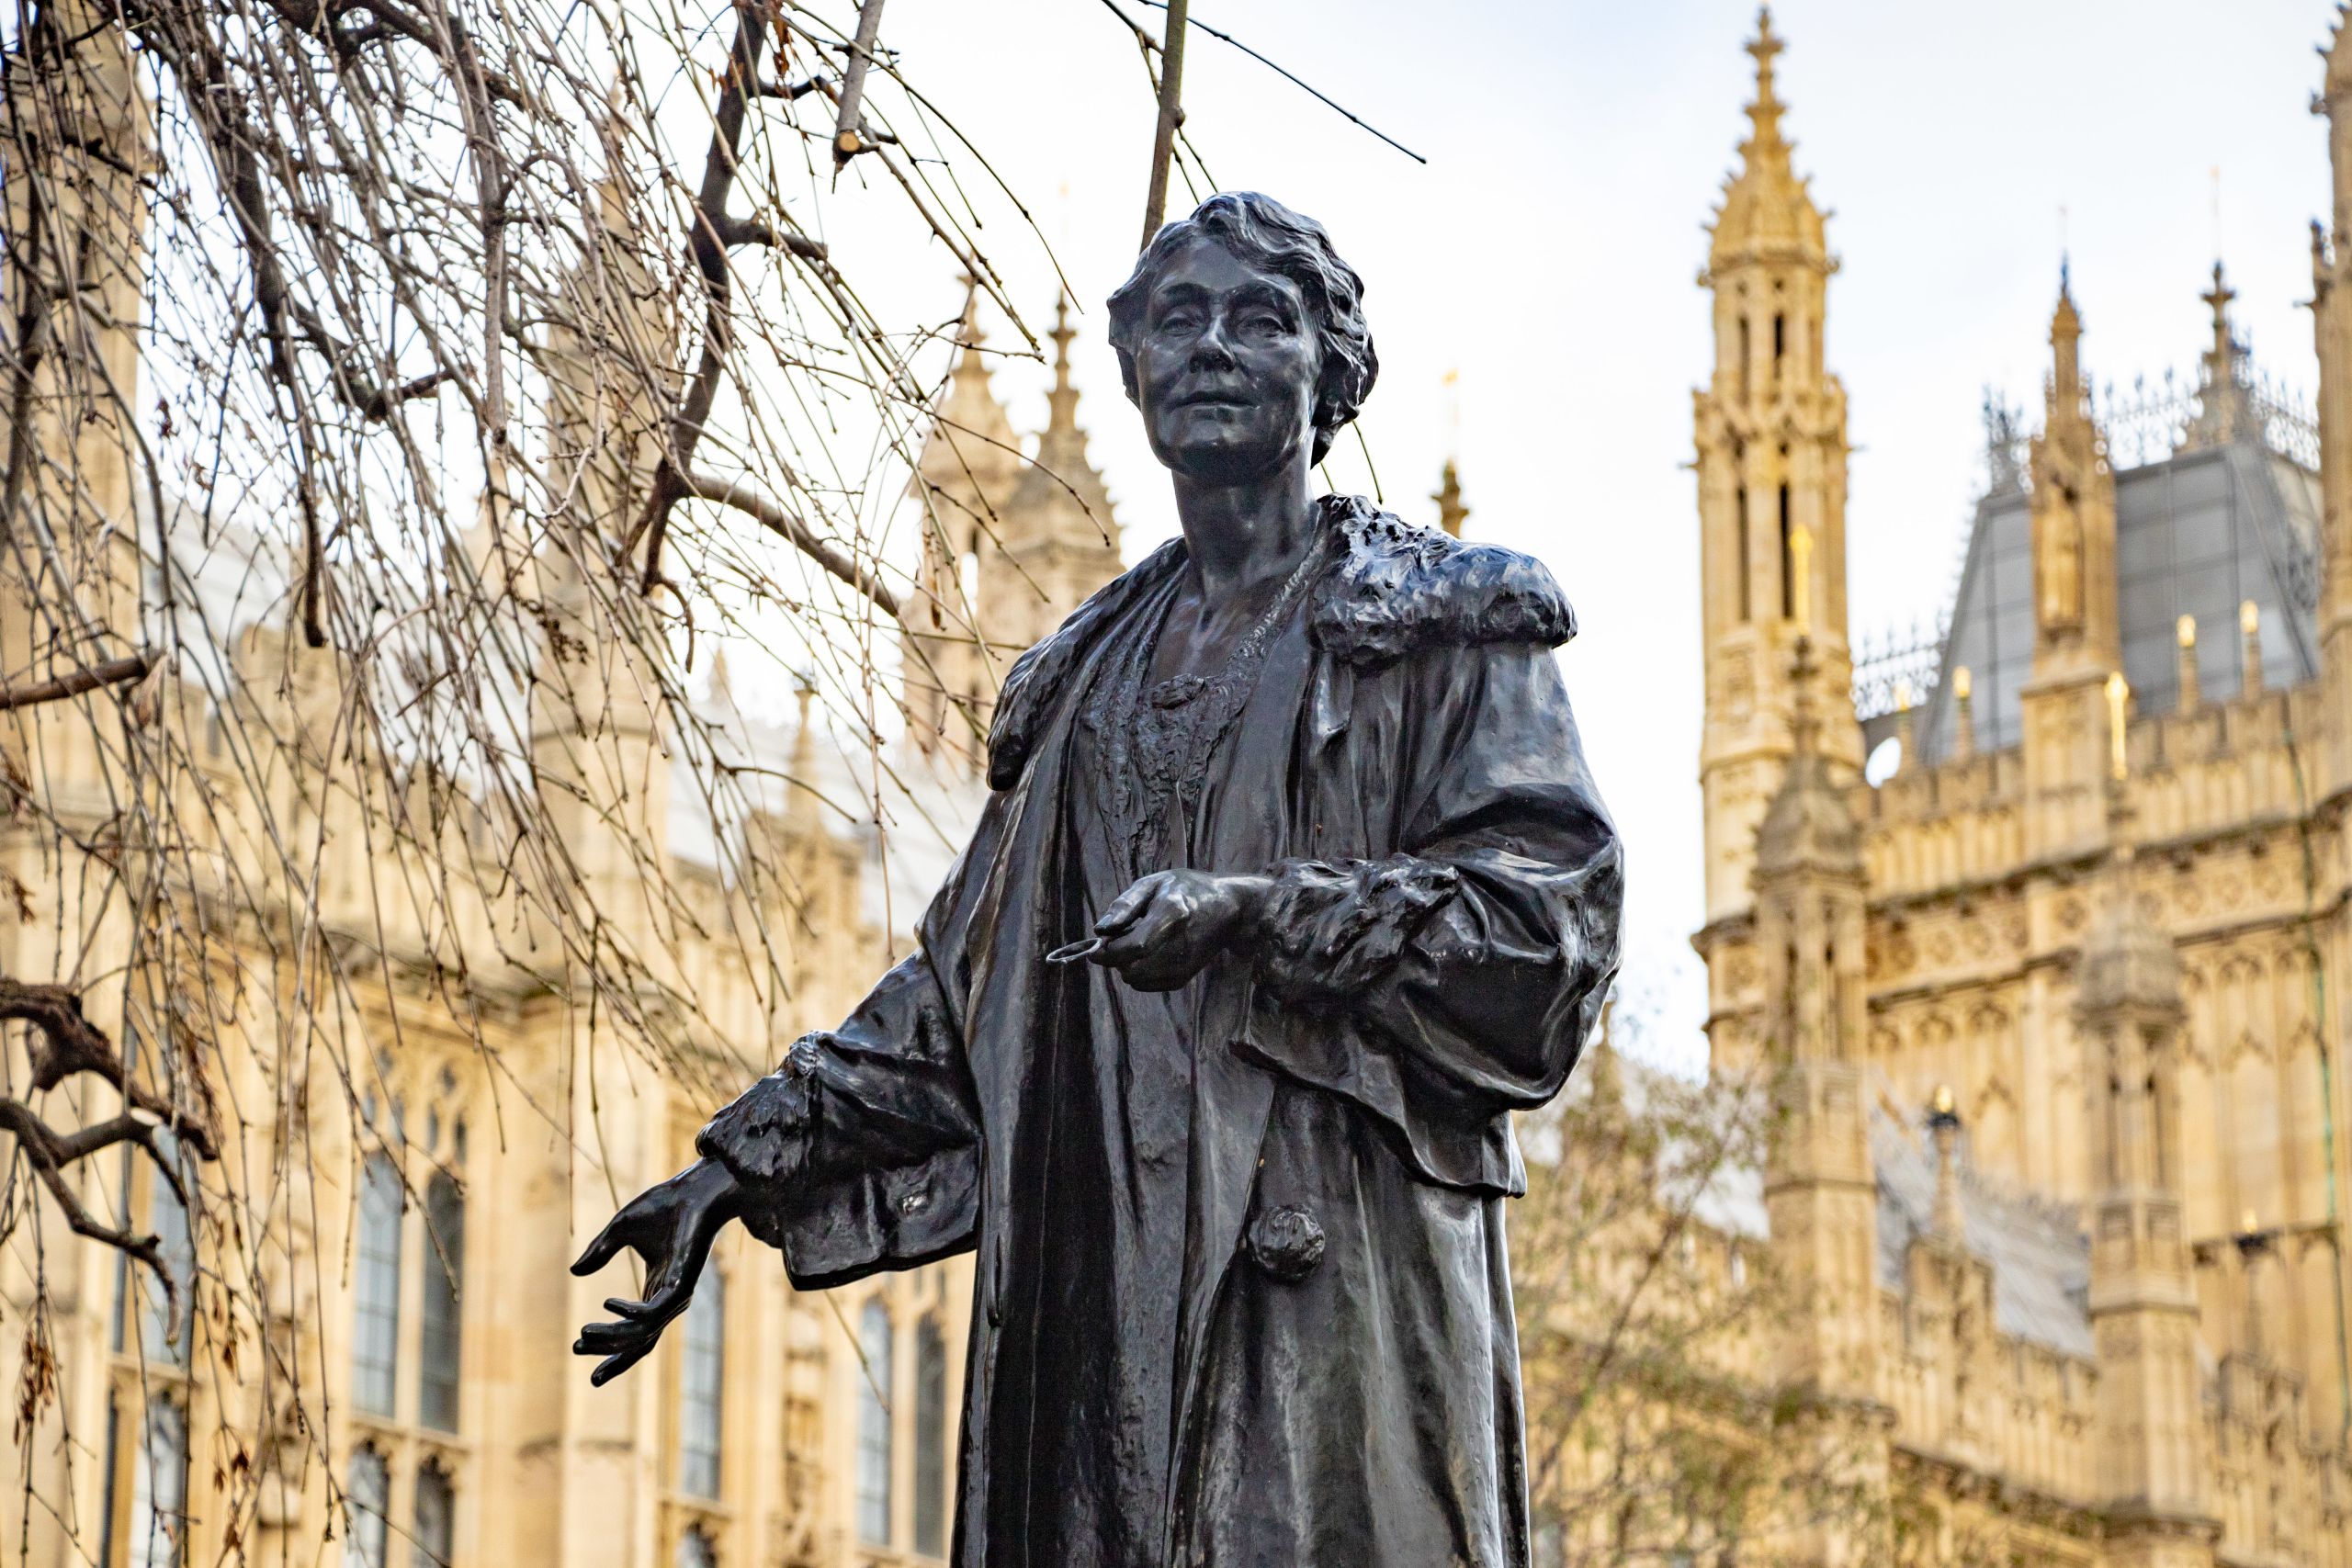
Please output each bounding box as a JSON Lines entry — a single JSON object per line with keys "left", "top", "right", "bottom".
{"left": 984, "top": 494, "right": 1575, "bottom": 790}
{"left": 1306, "top": 493, "right": 1576, "bottom": 668}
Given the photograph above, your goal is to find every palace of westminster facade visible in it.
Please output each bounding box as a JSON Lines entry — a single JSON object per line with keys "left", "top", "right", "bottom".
{"left": 17, "top": 4, "right": 2352, "bottom": 1565}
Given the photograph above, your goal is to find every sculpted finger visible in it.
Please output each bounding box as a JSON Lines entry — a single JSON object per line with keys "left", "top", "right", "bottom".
{"left": 1091, "top": 921, "right": 1158, "bottom": 968}
{"left": 571, "top": 1217, "right": 634, "bottom": 1276}
{"left": 590, "top": 1340, "right": 659, "bottom": 1387}
{"left": 573, "top": 1318, "right": 650, "bottom": 1357}
{"left": 1094, "top": 878, "right": 1161, "bottom": 936}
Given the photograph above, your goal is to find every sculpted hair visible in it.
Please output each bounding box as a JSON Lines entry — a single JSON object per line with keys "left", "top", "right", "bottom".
{"left": 1107, "top": 191, "right": 1378, "bottom": 465}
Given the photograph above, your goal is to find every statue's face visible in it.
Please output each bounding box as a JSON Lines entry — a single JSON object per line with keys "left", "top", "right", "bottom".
{"left": 1129, "top": 238, "right": 1320, "bottom": 484}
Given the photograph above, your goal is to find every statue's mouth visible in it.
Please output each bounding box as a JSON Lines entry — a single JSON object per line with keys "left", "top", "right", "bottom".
{"left": 1174, "top": 389, "right": 1252, "bottom": 409}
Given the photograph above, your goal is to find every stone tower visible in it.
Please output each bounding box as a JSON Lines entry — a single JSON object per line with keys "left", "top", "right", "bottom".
{"left": 2311, "top": 13, "right": 2352, "bottom": 790}
{"left": 903, "top": 292, "right": 1025, "bottom": 767}
{"left": 529, "top": 174, "right": 676, "bottom": 931}
{"left": 2019, "top": 269, "right": 2125, "bottom": 858}
{"left": 1693, "top": 6, "right": 1857, "bottom": 927}
{"left": 993, "top": 294, "right": 1123, "bottom": 654}
{"left": 902, "top": 290, "right": 1121, "bottom": 770}
{"left": 2077, "top": 717, "right": 2216, "bottom": 1567}
{"left": 1750, "top": 639, "right": 1891, "bottom": 1562}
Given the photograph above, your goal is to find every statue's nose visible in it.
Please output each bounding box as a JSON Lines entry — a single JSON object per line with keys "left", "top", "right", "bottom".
{"left": 1189, "top": 318, "right": 1238, "bottom": 371}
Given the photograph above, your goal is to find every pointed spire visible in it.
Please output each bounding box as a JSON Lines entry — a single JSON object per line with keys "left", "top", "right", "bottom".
{"left": 1708, "top": 7, "right": 1827, "bottom": 276}
{"left": 784, "top": 673, "right": 820, "bottom": 830}
{"left": 916, "top": 276, "right": 1022, "bottom": 501}
{"left": 2028, "top": 259, "right": 2118, "bottom": 671}
{"left": 2048, "top": 260, "right": 2084, "bottom": 416}
{"left": 1743, "top": 7, "right": 1791, "bottom": 176}
{"left": 1431, "top": 458, "right": 1468, "bottom": 537}
{"left": 1046, "top": 291, "right": 1079, "bottom": 435}
{"left": 2182, "top": 259, "right": 2256, "bottom": 450}
{"left": 2203, "top": 258, "right": 2238, "bottom": 360}
{"left": 1006, "top": 289, "right": 1117, "bottom": 552}
{"left": 707, "top": 644, "right": 734, "bottom": 709}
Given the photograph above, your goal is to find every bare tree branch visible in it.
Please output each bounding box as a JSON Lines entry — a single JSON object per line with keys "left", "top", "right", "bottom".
{"left": 0, "top": 650, "right": 152, "bottom": 711}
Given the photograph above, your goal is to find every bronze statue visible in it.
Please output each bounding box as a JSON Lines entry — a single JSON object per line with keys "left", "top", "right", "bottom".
{"left": 573, "top": 192, "right": 1623, "bottom": 1567}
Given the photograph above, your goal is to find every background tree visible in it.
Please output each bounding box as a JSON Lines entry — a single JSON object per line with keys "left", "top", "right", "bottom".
{"left": 1512, "top": 992, "right": 1884, "bottom": 1566}
{"left": 0, "top": 0, "right": 1167, "bottom": 1552}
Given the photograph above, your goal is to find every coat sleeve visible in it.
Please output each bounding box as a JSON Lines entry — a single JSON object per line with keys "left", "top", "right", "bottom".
{"left": 1237, "top": 641, "right": 1623, "bottom": 1186}
{"left": 694, "top": 798, "right": 1001, "bottom": 1290}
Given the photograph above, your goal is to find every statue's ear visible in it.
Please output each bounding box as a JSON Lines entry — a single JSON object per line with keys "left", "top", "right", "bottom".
{"left": 1114, "top": 344, "right": 1140, "bottom": 404}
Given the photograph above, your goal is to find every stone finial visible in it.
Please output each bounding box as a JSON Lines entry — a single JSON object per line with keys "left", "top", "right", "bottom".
{"left": 2176, "top": 615, "right": 2199, "bottom": 713}
{"left": 1708, "top": 6, "right": 1828, "bottom": 272}
{"left": 2181, "top": 260, "right": 2256, "bottom": 451}
{"left": 2239, "top": 599, "right": 2264, "bottom": 696}
{"left": 1951, "top": 665, "right": 1975, "bottom": 760}
{"left": 1431, "top": 458, "right": 1468, "bottom": 538}
{"left": 2234, "top": 1210, "right": 2274, "bottom": 1362}
{"left": 1928, "top": 1086, "right": 1965, "bottom": 1243}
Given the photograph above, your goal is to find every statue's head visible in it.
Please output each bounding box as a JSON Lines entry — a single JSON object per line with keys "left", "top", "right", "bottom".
{"left": 1108, "top": 192, "right": 1377, "bottom": 481}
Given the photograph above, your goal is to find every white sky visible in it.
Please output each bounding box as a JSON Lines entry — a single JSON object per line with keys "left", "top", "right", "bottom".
{"left": 814, "top": 0, "right": 2344, "bottom": 1066}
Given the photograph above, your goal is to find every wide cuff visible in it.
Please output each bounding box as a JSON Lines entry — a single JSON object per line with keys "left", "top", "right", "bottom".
{"left": 695, "top": 1036, "right": 820, "bottom": 1249}
{"left": 1250, "top": 856, "right": 1460, "bottom": 1008}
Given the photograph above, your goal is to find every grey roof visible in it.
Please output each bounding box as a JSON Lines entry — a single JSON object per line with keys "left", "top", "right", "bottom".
{"left": 1913, "top": 437, "right": 2320, "bottom": 764}
{"left": 1871, "top": 1103, "right": 2094, "bottom": 1360}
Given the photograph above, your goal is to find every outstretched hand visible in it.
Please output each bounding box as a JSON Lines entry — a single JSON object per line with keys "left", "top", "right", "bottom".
{"left": 1085, "top": 869, "right": 1270, "bottom": 991}
{"left": 571, "top": 1157, "right": 742, "bottom": 1386}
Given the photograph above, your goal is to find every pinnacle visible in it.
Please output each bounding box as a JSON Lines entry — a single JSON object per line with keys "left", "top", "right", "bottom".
{"left": 1754, "top": 635, "right": 1863, "bottom": 880}
{"left": 2050, "top": 258, "right": 2081, "bottom": 339}
{"left": 2202, "top": 259, "right": 2239, "bottom": 357}
{"left": 1742, "top": 6, "right": 1792, "bottom": 168}
{"left": 1044, "top": 291, "right": 1079, "bottom": 436}
{"left": 1709, "top": 6, "right": 1825, "bottom": 271}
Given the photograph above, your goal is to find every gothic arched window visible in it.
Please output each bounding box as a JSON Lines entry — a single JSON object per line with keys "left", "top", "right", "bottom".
{"left": 412, "top": 1463, "right": 455, "bottom": 1568}
{"left": 128, "top": 1395, "right": 188, "bottom": 1568}
{"left": 677, "top": 1271, "right": 725, "bottom": 1498}
{"left": 913, "top": 1317, "right": 948, "bottom": 1556}
{"left": 345, "top": 1446, "right": 390, "bottom": 1568}
{"left": 353, "top": 1154, "right": 405, "bottom": 1416}
{"left": 418, "top": 1171, "right": 464, "bottom": 1431}
{"left": 855, "top": 1300, "right": 895, "bottom": 1545}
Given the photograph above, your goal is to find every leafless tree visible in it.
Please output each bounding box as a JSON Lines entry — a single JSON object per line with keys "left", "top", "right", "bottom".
{"left": 0, "top": 0, "right": 1170, "bottom": 1552}
{"left": 1511, "top": 996, "right": 1884, "bottom": 1565}
{"left": 0, "top": 0, "right": 1435, "bottom": 1552}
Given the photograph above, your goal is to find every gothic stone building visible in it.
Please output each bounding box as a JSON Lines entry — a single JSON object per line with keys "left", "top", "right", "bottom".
{"left": 0, "top": 19, "right": 1126, "bottom": 1562}
{"left": 1681, "top": 7, "right": 2352, "bottom": 1562}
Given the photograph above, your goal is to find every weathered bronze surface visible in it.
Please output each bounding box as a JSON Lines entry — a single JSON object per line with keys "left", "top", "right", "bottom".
{"left": 574, "top": 192, "right": 1623, "bottom": 1567}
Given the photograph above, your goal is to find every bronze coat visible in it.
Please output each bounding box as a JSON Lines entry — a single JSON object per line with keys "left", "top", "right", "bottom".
{"left": 698, "top": 496, "right": 1623, "bottom": 1567}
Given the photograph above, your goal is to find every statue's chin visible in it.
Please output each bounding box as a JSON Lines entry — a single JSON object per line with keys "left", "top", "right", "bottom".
{"left": 1155, "top": 435, "right": 1308, "bottom": 488}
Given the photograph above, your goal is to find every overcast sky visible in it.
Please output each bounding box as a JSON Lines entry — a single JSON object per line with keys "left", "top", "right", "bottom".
{"left": 814, "top": 0, "right": 2345, "bottom": 1066}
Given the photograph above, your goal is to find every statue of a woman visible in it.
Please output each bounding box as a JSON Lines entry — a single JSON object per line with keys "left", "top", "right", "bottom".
{"left": 573, "top": 192, "right": 1623, "bottom": 1567}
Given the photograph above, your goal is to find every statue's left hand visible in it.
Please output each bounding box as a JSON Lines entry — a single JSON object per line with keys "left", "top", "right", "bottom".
{"left": 1088, "top": 869, "right": 1270, "bottom": 991}
{"left": 571, "top": 1157, "right": 743, "bottom": 1386}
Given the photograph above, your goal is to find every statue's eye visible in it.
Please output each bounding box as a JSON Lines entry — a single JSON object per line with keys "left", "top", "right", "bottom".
{"left": 1156, "top": 308, "right": 1201, "bottom": 333}
{"left": 1242, "top": 311, "right": 1289, "bottom": 336}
